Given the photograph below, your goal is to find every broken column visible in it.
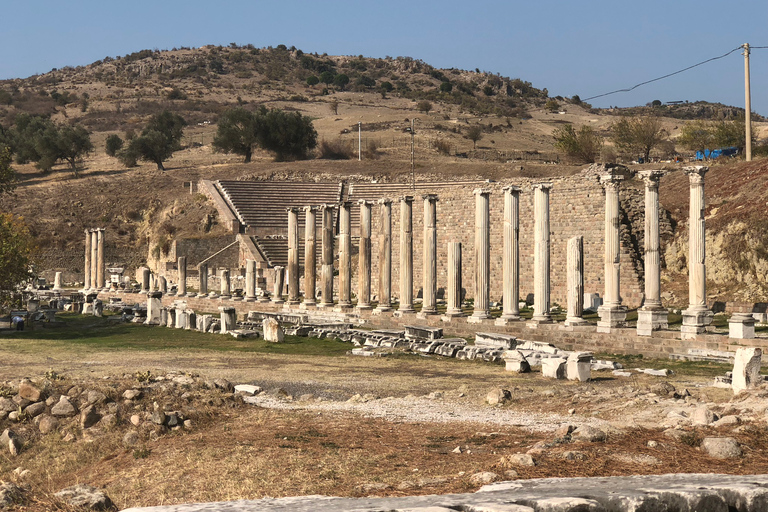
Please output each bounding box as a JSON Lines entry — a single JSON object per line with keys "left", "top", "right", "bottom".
{"left": 420, "top": 194, "right": 438, "bottom": 317}
{"left": 177, "top": 256, "right": 187, "bottom": 297}
{"left": 90, "top": 230, "right": 98, "bottom": 290}
{"left": 319, "top": 204, "right": 335, "bottom": 307}
{"left": 375, "top": 199, "right": 393, "bottom": 312}
{"left": 303, "top": 206, "right": 317, "bottom": 306}
{"left": 83, "top": 229, "right": 92, "bottom": 292}
{"left": 732, "top": 347, "right": 762, "bottom": 393}
{"left": 357, "top": 200, "right": 373, "bottom": 310}
{"left": 218, "top": 306, "right": 237, "bottom": 335}
{"left": 637, "top": 170, "right": 668, "bottom": 336}
{"left": 398, "top": 196, "right": 415, "bottom": 313}
{"left": 145, "top": 291, "right": 163, "bottom": 325}
{"left": 140, "top": 267, "right": 150, "bottom": 294}
{"left": 444, "top": 241, "right": 464, "bottom": 317}
{"left": 566, "top": 352, "right": 593, "bottom": 382}
{"left": 497, "top": 186, "right": 521, "bottom": 325}
{"left": 244, "top": 259, "right": 256, "bottom": 301}
{"left": 564, "top": 235, "right": 588, "bottom": 327}
{"left": 53, "top": 272, "right": 63, "bottom": 291}
{"left": 158, "top": 276, "right": 167, "bottom": 294}
{"left": 338, "top": 201, "right": 352, "bottom": 308}
{"left": 198, "top": 263, "right": 208, "bottom": 297}
{"left": 597, "top": 173, "right": 628, "bottom": 332}
{"left": 272, "top": 265, "right": 285, "bottom": 304}
{"left": 220, "top": 269, "right": 231, "bottom": 299}
{"left": 96, "top": 228, "right": 106, "bottom": 290}
{"left": 286, "top": 207, "right": 300, "bottom": 305}
{"left": 681, "top": 166, "right": 714, "bottom": 339}
{"left": 531, "top": 183, "right": 553, "bottom": 323}
{"left": 470, "top": 189, "right": 491, "bottom": 322}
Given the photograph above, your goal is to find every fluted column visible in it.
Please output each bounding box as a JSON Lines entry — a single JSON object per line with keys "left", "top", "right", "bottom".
{"left": 198, "top": 263, "right": 208, "bottom": 297}
{"left": 398, "top": 196, "right": 415, "bottom": 313}
{"left": 303, "top": 206, "right": 317, "bottom": 306}
{"left": 220, "top": 269, "right": 231, "bottom": 299}
{"left": 469, "top": 188, "right": 491, "bottom": 321}
{"left": 419, "top": 194, "right": 438, "bottom": 316}
{"left": 564, "top": 236, "right": 587, "bottom": 327}
{"left": 96, "top": 228, "right": 106, "bottom": 290}
{"left": 319, "top": 204, "right": 335, "bottom": 307}
{"left": 357, "top": 200, "right": 373, "bottom": 309}
{"left": 531, "top": 183, "right": 552, "bottom": 323}
{"left": 637, "top": 170, "right": 668, "bottom": 335}
{"left": 90, "top": 230, "right": 98, "bottom": 290}
{"left": 83, "top": 229, "right": 92, "bottom": 292}
{"left": 286, "top": 207, "right": 300, "bottom": 304}
{"left": 337, "top": 201, "right": 352, "bottom": 307}
{"left": 375, "top": 199, "right": 392, "bottom": 312}
{"left": 244, "top": 259, "right": 256, "bottom": 301}
{"left": 177, "top": 256, "right": 187, "bottom": 297}
{"left": 497, "top": 186, "right": 521, "bottom": 324}
{"left": 682, "top": 166, "right": 713, "bottom": 338}
{"left": 597, "top": 173, "right": 627, "bottom": 332}
{"left": 272, "top": 266, "right": 285, "bottom": 304}
{"left": 444, "top": 242, "right": 463, "bottom": 317}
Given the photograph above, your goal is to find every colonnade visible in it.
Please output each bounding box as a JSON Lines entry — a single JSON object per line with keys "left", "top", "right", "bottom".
{"left": 82, "top": 228, "right": 106, "bottom": 291}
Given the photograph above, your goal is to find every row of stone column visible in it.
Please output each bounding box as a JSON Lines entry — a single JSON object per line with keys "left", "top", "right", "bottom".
{"left": 83, "top": 228, "right": 106, "bottom": 291}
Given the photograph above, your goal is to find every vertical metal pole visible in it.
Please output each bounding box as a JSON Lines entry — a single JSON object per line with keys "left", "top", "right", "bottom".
{"left": 358, "top": 122, "right": 362, "bottom": 161}
{"left": 743, "top": 43, "right": 752, "bottom": 162}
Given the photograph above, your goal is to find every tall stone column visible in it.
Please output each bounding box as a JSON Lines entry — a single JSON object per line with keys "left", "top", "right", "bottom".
{"left": 444, "top": 241, "right": 464, "bottom": 317}
{"left": 470, "top": 189, "right": 491, "bottom": 322}
{"left": 96, "top": 228, "right": 106, "bottom": 290}
{"left": 357, "top": 200, "right": 373, "bottom": 309}
{"left": 90, "top": 230, "right": 98, "bottom": 290}
{"left": 531, "top": 183, "right": 553, "bottom": 323}
{"left": 682, "top": 166, "right": 713, "bottom": 338}
{"left": 198, "top": 263, "right": 208, "bottom": 297}
{"left": 140, "top": 268, "right": 150, "bottom": 294}
{"left": 375, "top": 199, "right": 393, "bottom": 312}
{"left": 83, "top": 229, "right": 92, "bottom": 292}
{"left": 419, "top": 194, "right": 439, "bottom": 317}
{"left": 53, "top": 272, "right": 63, "bottom": 291}
{"left": 398, "top": 196, "right": 415, "bottom": 313}
{"left": 337, "top": 201, "right": 352, "bottom": 308}
{"left": 272, "top": 266, "right": 285, "bottom": 304}
{"left": 597, "top": 173, "right": 628, "bottom": 332}
{"left": 244, "top": 259, "right": 256, "bottom": 301}
{"left": 497, "top": 186, "right": 521, "bottom": 325}
{"left": 303, "top": 206, "right": 317, "bottom": 306}
{"left": 319, "top": 204, "right": 335, "bottom": 307}
{"left": 177, "top": 256, "right": 187, "bottom": 297}
{"left": 637, "top": 170, "right": 668, "bottom": 335}
{"left": 286, "top": 207, "right": 300, "bottom": 305}
{"left": 220, "top": 269, "right": 231, "bottom": 299}
{"left": 564, "top": 236, "right": 588, "bottom": 327}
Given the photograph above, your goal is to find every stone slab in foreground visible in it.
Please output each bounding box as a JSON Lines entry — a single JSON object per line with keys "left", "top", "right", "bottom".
{"left": 120, "top": 474, "right": 768, "bottom": 511}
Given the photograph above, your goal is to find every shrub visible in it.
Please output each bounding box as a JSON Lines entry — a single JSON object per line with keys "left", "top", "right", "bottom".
{"left": 318, "top": 139, "right": 353, "bottom": 160}
{"left": 433, "top": 138, "right": 451, "bottom": 155}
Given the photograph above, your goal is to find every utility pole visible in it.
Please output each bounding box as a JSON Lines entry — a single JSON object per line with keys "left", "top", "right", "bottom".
{"left": 743, "top": 43, "right": 752, "bottom": 162}
{"left": 358, "top": 122, "right": 362, "bottom": 161}
{"left": 410, "top": 119, "right": 415, "bottom": 190}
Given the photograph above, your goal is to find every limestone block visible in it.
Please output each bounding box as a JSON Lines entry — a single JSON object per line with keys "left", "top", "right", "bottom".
{"left": 566, "top": 352, "right": 592, "bottom": 382}
{"left": 503, "top": 350, "right": 531, "bottom": 373}
{"left": 700, "top": 437, "right": 742, "bottom": 459}
{"left": 262, "top": 317, "right": 284, "bottom": 343}
{"left": 92, "top": 300, "right": 103, "bottom": 317}
{"left": 475, "top": 332, "right": 517, "bottom": 349}
{"left": 729, "top": 314, "right": 756, "bottom": 339}
{"left": 145, "top": 292, "right": 162, "bottom": 325}
{"left": 731, "top": 347, "right": 762, "bottom": 393}
{"left": 541, "top": 357, "right": 567, "bottom": 379}
{"left": 219, "top": 307, "right": 237, "bottom": 334}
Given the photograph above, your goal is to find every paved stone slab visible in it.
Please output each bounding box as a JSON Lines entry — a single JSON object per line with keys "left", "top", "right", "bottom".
{"left": 119, "top": 474, "right": 768, "bottom": 511}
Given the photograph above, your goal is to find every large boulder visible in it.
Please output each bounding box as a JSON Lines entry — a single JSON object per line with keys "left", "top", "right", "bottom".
{"left": 80, "top": 406, "right": 101, "bottom": 429}
{"left": 701, "top": 437, "right": 742, "bottom": 459}
{"left": 1, "top": 429, "right": 20, "bottom": 456}
{"left": 486, "top": 388, "right": 511, "bottom": 406}
{"left": 37, "top": 414, "right": 59, "bottom": 434}
{"left": 18, "top": 379, "right": 42, "bottom": 402}
{"left": 51, "top": 396, "right": 77, "bottom": 417}
{"left": 54, "top": 484, "right": 115, "bottom": 511}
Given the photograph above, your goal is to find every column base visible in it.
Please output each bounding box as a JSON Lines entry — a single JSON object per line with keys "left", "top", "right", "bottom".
{"left": 272, "top": 299, "right": 284, "bottom": 305}
{"left": 333, "top": 305, "right": 353, "bottom": 313}
{"left": 681, "top": 307, "right": 713, "bottom": 339}
{"left": 563, "top": 317, "right": 589, "bottom": 327}
{"left": 393, "top": 310, "right": 415, "bottom": 318}
{"left": 356, "top": 304, "right": 373, "bottom": 311}
{"left": 317, "top": 302, "right": 334, "bottom": 309}
{"left": 526, "top": 319, "right": 553, "bottom": 329}
{"left": 373, "top": 305, "right": 392, "bottom": 315}
{"left": 495, "top": 315, "right": 521, "bottom": 326}
{"left": 219, "top": 295, "right": 232, "bottom": 301}
{"left": 287, "top": 300, "right": 301, "bottom": 306}
{"left": 300, "top": 302, "right": 317, "bottom": 310}
{"left": 467, "top": 313, "right": 491, "bottom": 324}
{"left": 597, "top": 305, "right": 627, "bottom": 333}
{"left": 207, "top": 292, "right": 219, "bottom": 299}
{"left": 257, "top": 297, "right": 271, "bottom": 303}
{"left": 440, "top": 313, "right": 465, "bottom": 323}
{"left": 636, "top": 308, "right": 668, "bottom": 336}
{"left": 729, "top": 313, "right": 756, "bottom": 339}
{"left": 416, "top": 310, "right": 438, "bottom": 319}
{"left": 243, "top": 297, "right": 257, "bottom": 302}
{"left": 199, "top": 293, "right": 212, "bottom": 299}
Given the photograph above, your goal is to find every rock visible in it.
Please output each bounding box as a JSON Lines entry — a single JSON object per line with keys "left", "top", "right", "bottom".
{"left": 732, "top": 347, "right": 762, "bottom": 394}
{"left": 234, "top": 384, "right": 262, "bottom": 395}
{"left": 469, "top": 472, "right": 499, "bottom": 485}
{"left": 691, "top": 406, "right": 716, "bottom": 426}
{"left": 18, "top": 379, "right": 41, "bottom": 402}
{"left": 713, "top": 415, "right": 741, "bottom": 427}
{"left": 212, "top": 379, "right": 234, "bottom": 393}
{"left": 166, "top": 413, "right": 179, "bottom": 427}
{"left": 122, "top": 431, "right": 140, "bottom": 448}
{"left": 700, "top": 437, "right": 742, "bottom": 459}
{"left": 486, "top": 388, "right": 511, "bottom": 406}
{"left": 183, "top": 419, "right": 193, "bottom": 429}
{"left": 51, "top": 396, "right": 77, "bottom": 417}
{"left": 24, "top": 401, "right": 45, "bottom": 418}
{"left": 122, "top": 389, "right": 142, "bottom": 400}
{"left": 650, "top": 382, "right": 676, "bottom": 396}
{"left": 503, "top": 350, "right": 531, "bottom": 373}
{"left": 85, "top": 390, "right": 107, "bottom": 406}
{"left": 452, "top": 446, "right": 462, "bottom": 454}
{"left": 555, "top": 424, "right": 575, "bottom": 438}
{"left": 7, "top": 411, "right": 19, "bottom": 422}
{"left": 100, "top": 414, "right": 118, "bottom": 429}
{"left": 561, "top": 451, "right": 587, "bottom": 461}
{"left": 571, "top": 426, "right": 607, "bottom": 443}
{"left": 0, "top": 397, "right": 16, "bottom": 413}
{"left": 45, "top": 395, "right": 58, "bottom": 407}
{"left": 38, "top": 414, "right": 59, "bottom": 434}
{"left": 172, "top": 375, "right": 195, "bottom": 386}
{"left": 504, "top": 453, "right": 535, "bottom": 467}
{"left": 130, "top": 414, "right": 141, "bottom": 426}
{"left": 502, "top": 469, "right": 519, "bottom": 479}
{"left": 566, "top": 352, "right": 593, "bottom": 382}
{"left": 262, "top": 317, "right": 285, "bottom": 343}
{"left": 80, "top": 406, "right": 101, "bottom": 429}
{"left": 541, "top": 357, "right": 567, "bottom": 379}
{"left": 0, "top": 482, "right": 25, "bottom": 508}
{"left": 1, "top": 429, "right": 20, "bottom": 456}
{"left": 150, "top": 410, "right": 166, "bottom": 425}
{"left": 355, "top": 482, "right": 390, "bottom": 494}
{"left": 54, "top": 484, "right": 115, "bottom": 511}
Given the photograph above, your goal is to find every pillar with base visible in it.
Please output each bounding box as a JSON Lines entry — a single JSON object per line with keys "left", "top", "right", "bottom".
{"left": 419, "top": 194, "right": 439, "bottom": 317}
{"left": 597, "top": 173, "right": 628, "bottom": 332}
{"left": 177, "top": 256, "right": 187, "bottom": 297}
{"left": 83, "top": 229, "right": 92, "bottom": 292}
{"left": 198, "top": 263, "right": 208, "bottom": 297}
{"left": 443, "top": 242, "right": 464, "bottom": 318}
{"left": 681, "top": 166, "right": 713, "bottom": 339}
{"left": 272, "top": 266, "right": 285, "bottom": 304}
{"left": 564, "top": 236, "right": 588, "bottom": 327}
{"left": 303, "top": 206, "right": 317, "bottom": 306}
{"left": 469, "top": 189, "right": 491, "bottom": 322}
{"left": 375, "top": 199, "right": 393, "bottom": 313}
{"left": 286, "top": 207, "right": 301, "bottom": 305}
{"left": 244, "top": 259, "right": 256, "bottom": 301}
{"left": 220, "top": 269, "right": 231, "bottom": 299}
{"left": 337, "top": 201, "right": 352, "bottom": 308}
{"left": 397, "top": 196, "right": 415, "bottom": 314}
{"left": 530, "top": 183, "right": 553, "bottom": 324}
{"left": 357, "top": 200, "right": 373, "bottom": 310}
{"left": 637, "top": 170, "right": 668, "bottom": 336}
{"left": 53, "top": 272, "right": 63, "bottom": 291}
{"left": 96, "top": 228, "right": 106, "bottom": 291}
{"left": 319, "top": 204, "right": 335, "bottom": 308}
{"left": 90, "top": 230, "right": 98, "bottom": 291}
{"left": 158, "top": 276, "right": 167, "bottom": 294}
{"left": 497, "top": 186, "right": 521, "bottom": 325}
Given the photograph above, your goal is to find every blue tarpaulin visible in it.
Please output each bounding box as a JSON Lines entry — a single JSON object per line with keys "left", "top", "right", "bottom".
{"left": 695, "top": 147, "right": 739, "bottom": 160}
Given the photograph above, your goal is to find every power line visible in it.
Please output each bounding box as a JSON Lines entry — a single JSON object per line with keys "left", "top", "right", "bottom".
{"left": 583, "top": 46, "right": 744, "bottom": 101}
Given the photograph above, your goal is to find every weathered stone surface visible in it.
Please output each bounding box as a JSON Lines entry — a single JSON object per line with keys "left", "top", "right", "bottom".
{"left": 38, "top": 414, "right": 59, "bottom": 434}
{"left": 691, "top": 406, "right": 715, "bottom": 426}
{"left": 123, "top": 389, "right": 142, "bottom": 400}
{"left": 18, "top": 379, "right": 42, "bottom": 402}
{"left": 571, "top": 426, "right": 606, "bottom": 443}
{"left": 24, "top": 401, "right": 46, "bottom": 418}
{"left": 541, "top": 358, "right": 567, "bottom": 379}
{"left": 80, "top": 406, "right": 101, "bottom": 429}
{"left": 212, "top": 379, "right": 234, "bottom": 393}
{"left": 700, "top": 437, "right": 742, "bottom": 459}
{"left": 263, "top": 317, "right": 285, "bottom": 343}
{"left": 486, "top": 388, "right": 511, "bottom": 406}
{"left": 85, "top": 390, "right": 108, "bottom": 405}
{"left": 234, "top": 384, "right": 262, "bottom": 396}
{"left": 732, "top": 347, "right": 762, "bottom": 393}
{"left": 502, "top": 350, "right": 530, "bottom": 373}
{"left": 469, "top": 472, "right": 499, "bottom": 485}
{"left": 123, "top": 430, "right": 140, "bottom": 448}
{"left": 54, "top": 484, "right": 114, "bottom": 511}
{"left": 565, "top": 352, "right": 592, "bottom": 382}
{"left": 51, "top": 396, "right": 77, "bottom": 417}
{"left": 0, "top": 482, "right": 25, "bottom": 508}
{"left": 1, "top": 429, "right": 20, "bottom": 456}
{"left": 505, "top": 453, "right": 535, "bottom": 467}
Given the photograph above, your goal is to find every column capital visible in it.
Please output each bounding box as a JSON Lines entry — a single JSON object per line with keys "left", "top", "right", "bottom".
{"left": 303, "top": 205, "right": 317, "bottom": 213}
{"left": 473, "top": 188, "right": 491, "bottom": 196}
{"left": 399, "top": 195, "right": 414, "bottom": 203}
{"left": 338, "top": 200, "right": 351, "bottom": 208}
{"left": 357, "top": 199, "right": 373, "bottom": 206}
{"left": 377, "top": 198, "right": 392, "bottom": 205}
{"left": 639, "top": 169, "right": 664, "bottom": 187}
{"left": 599, "top": 173, "right": 624, "bottom": 189}
{"left": 532, "top": 182, "right": 553, "bottom": 191}
{"left": 422, "top": 193, "right": 438, "bottom": 202}
{"left": 502, "top": 185, "right": 521, "bottom": 194}
{"left": 286, "top": 207, "right": 300, "bottom": 214}
{"left": 319, "top": 203, "right": 336, "bottom": 211}
{"left": 685, "top": 165, "right": 708, "bottom": 183}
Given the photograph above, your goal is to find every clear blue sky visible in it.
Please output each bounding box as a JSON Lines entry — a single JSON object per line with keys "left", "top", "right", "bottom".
{"left": 2, "top": 0, "right": 766, "bottom": 114}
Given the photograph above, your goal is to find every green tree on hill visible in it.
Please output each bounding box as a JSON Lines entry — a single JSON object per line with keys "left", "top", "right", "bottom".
{"left": 121, "top": 110, "right": 186, "bottom": 171}
{"left": 212, "top": 107, "right": 260, "bottom": 163}
{"left": 255, "top": 107, "right": 317, "bottom": 161}
{"left": 610, "top": 116, "right": 668, "bottom": 162}
{"left": 553, "top": 124, "right": 602, "bottom": 163}
{"left": 0, "top": 148, "right": 33, "bottom": 307}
